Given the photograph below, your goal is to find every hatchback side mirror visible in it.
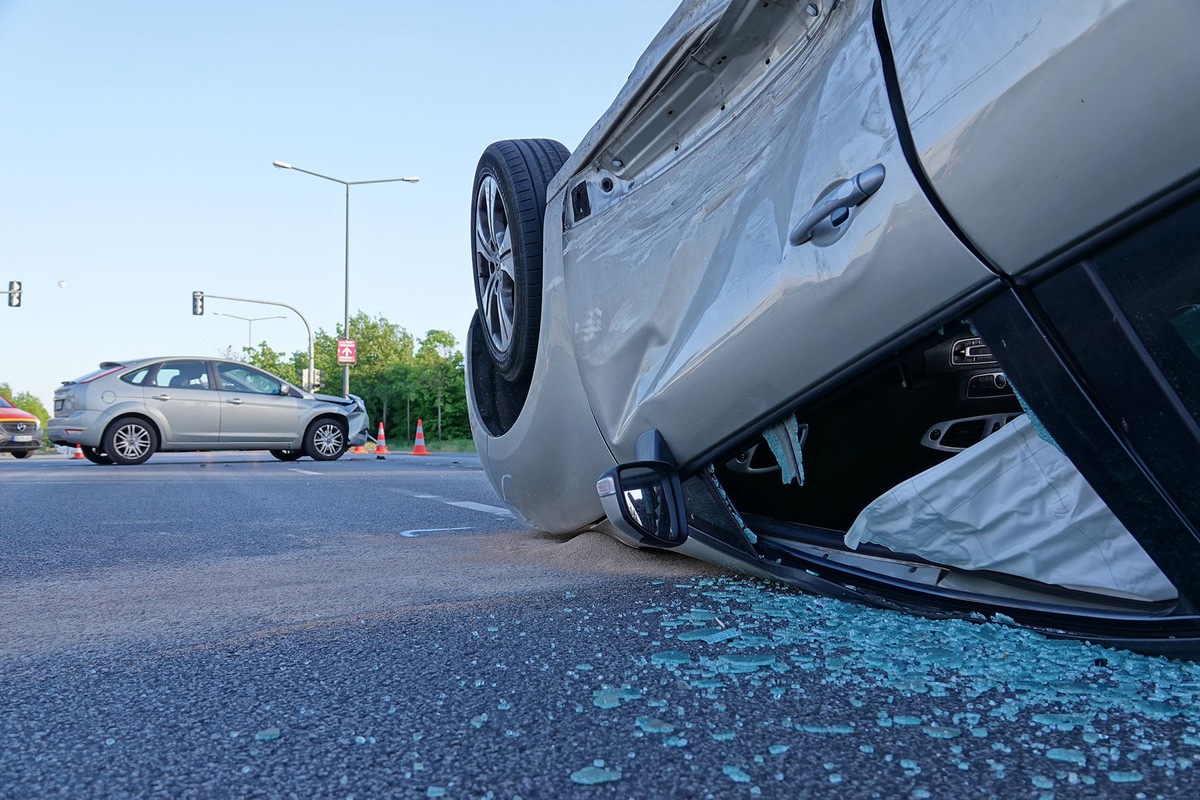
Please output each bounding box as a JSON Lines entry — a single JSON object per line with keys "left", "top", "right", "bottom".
{"left": 597, "top": 460, "right": 687, "bottom": 548}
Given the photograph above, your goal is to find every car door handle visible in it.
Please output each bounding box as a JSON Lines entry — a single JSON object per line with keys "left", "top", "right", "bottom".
{"left": 226, "top": 398, "right": 245, "bottom": 405}
{"left": 151, "top": 394, "right": 171, "bottom": 401}
{"left": 789, "top": 164, "right": 886, "bottom": 246}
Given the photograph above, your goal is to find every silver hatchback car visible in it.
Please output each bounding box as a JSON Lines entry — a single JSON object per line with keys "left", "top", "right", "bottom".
{"left": 48, "top": 357, "right": 369, "bottom": 465}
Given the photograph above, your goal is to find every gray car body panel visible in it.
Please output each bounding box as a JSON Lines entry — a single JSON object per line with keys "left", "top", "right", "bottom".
{"left": 559, "top": 0, "right": 995, "bottom": 463}
{"left": 150, "top": 384, "right": 223, "bottom": 445}
{"left": 884, "top": 0, "right": 1200, "bottom": 274}
{"left": 467, "top": 209, "right": 618, "bottom": 533}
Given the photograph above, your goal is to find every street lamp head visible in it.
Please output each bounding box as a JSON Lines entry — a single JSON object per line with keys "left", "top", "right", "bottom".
{"left": 272, "top": 161, "right": 293, "bottom": 169}
{"left": 402, "top": 176, "right": 420, "bottom": 183}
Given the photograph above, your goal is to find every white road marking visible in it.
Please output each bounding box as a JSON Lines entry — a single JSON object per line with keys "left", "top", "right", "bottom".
{"left": 445, "top": 501, "right": 513, "bottom": 517}
{"left": 399, "top": 527, "right": 475, "bottom": 538}
{"left": 288, "top": 468, "right": 323, "bottom": 476}
{"left": 383, "top": 488, "right": 513, "bottom": 517}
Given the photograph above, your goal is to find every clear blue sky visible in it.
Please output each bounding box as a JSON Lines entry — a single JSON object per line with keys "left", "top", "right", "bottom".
{"left": 0, "top": 0, "right": 680, "bottom": 410}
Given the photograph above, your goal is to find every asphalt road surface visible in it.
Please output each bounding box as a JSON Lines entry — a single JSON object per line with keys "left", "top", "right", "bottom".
{"left": 3, "top": 451, "right": 1200, "bottom": 799}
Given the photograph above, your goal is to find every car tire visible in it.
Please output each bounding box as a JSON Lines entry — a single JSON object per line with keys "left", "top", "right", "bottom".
{"left": 11, "top": 451, "right": 31, "bottom": 459}
{"left": 471, "top": 138, "right": 570, "bottom": 384}
{"left": 270, "top": 449, "right": 304, "bottom": 462}
{"left": 304, "top": 419, "right": 347, "bottom": 461}
{"left": 81, "top": 446, "right": 114, "bottom": 465}
{"left": 103, "top": 417, "right": 158, "bottom": 465}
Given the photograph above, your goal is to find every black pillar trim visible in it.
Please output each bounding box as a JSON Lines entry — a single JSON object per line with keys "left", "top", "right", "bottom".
{"left": 972, "top": 290, "right": 1200, "bottom": 611}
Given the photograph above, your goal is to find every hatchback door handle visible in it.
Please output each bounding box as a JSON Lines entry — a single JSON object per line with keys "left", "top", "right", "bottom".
{"left": 226, "top": 398, "right": 244, "bottom": 405}
{"left": 789, "top": 164, "right": 885, "bottom": 246}
{"left": 151, "top": 394, "right": 171, "bottom": 401}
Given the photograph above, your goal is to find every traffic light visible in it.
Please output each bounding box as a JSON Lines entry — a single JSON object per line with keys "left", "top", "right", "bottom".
{"left": 7, "top": 281, "right": 20, "bottom": 307}
{"left": 302, "top": 368, "right": 324, "bottom": 391}
{"left": 192, "top": 291, "right": 204, "bottom": 315}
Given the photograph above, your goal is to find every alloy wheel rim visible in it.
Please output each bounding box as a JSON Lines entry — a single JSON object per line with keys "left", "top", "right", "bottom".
{"left": 113, "top": 424, "right": 150, "bottom": 459}
{"left": 314, "top": 424, "right": 344, "bottom": 457}
{"left": 474, "top": 175, "right": 515, "bottom": 355}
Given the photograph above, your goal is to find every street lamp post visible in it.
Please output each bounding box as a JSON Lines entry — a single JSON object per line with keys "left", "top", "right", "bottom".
{"left": 212, "top": 311, "right": 287, "bottom": 350}
{"left": 272, "top": 160, "right": 419, "bottom": 398}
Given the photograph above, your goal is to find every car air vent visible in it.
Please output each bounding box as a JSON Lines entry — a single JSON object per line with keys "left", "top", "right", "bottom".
{"left": 725, "top": 425, "right": 808, "bottom": 475}
{"left": 951, "top": 337, "right": 997, "bottom": 366}
{"left": 966, "top": 371, "right": 1013, "bottom": 398}
{"left": 939, "top": 419, "right": 987, "bottom": 449}
{"left": 922, "top": 414, "right": 1016, "bottom": 453}
{"left": 726, "top": 442, "right": 781, "bottom": 474}
{"left": 571, "top": 182, "right": 591, "bottom": 221}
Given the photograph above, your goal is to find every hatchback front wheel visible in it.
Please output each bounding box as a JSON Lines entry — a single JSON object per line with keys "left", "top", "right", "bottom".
{"left": 304, "top": 419, "right": 347, "bottom": 461}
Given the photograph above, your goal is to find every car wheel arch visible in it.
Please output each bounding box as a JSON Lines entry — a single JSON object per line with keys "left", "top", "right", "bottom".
{"left": 470, "top": 138, "right": 571, "bottom": 435}
{"left": 102, "top": 414, "right": 161, "bottom": 465}
{"left": 303, "top": 415, "right": 348, "bottom": 461}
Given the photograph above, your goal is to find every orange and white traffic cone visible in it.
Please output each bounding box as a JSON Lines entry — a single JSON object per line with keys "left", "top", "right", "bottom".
{"left": 72, "top": 444, "right": 85, "bottom": 460}
{"left": 410, "top": 419, "right": 430, "bottom": 456}
{"left": 374, "top": 422, "right": 389, "bottom": 459}
{"left": 350, "top": 442, "right": 367, "bottom": 454}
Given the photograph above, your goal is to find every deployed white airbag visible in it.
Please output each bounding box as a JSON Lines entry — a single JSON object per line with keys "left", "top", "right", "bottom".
{"left": 844, "top": 415, "right": 1176, "bottom": 602}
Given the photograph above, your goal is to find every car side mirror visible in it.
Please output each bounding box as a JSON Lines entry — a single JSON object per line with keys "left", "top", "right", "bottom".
{"left": 597, "top": 460, "right": 687, "bottom": 548}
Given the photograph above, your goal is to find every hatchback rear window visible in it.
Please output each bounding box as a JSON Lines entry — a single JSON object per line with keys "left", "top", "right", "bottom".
{"left": 68, "top": 365, "right": 125, "bottom": 384}
{"left": 121, "top": 368, "right": 151, "bottom": 386}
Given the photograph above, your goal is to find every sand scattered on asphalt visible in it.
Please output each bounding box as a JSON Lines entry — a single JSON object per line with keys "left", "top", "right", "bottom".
{"left": 0, "top": 527, "right": 728, "bottom": 661}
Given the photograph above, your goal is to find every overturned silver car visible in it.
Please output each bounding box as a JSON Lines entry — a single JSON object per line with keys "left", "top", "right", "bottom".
{"left": 467, "top": 0, "right": 1200, "bottom": 655}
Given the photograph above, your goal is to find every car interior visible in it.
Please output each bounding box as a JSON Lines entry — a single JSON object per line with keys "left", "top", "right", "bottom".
{"left": 701, "top": 319, "right": 1180, "bottom": 612}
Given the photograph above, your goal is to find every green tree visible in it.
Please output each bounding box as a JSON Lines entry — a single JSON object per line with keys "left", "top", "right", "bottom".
{"left": 411, "top": 330, "right": 468, "bottom": 441}
{"left": 310, "top": 312, "right": 417, "bottom": 426}
{"left": 245, "top": 342, "right": 303, "bottom": 385}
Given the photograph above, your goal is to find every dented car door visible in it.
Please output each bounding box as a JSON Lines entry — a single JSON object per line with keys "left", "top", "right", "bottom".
{"left": 559, "top": 0, "right": 999, "bottom": 465}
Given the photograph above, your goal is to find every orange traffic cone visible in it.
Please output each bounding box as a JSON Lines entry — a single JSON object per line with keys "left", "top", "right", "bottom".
{"left": 350, "top": 442, "right": 367, "bottom": 454}
{"left": 72, "top": 444, "right": 85, "bottom": 460}
{"left": 410, "top": 419, "right": 430, "bottom": 456}
{"left": 374, "top": 422, "right": 389, "bottom": 459}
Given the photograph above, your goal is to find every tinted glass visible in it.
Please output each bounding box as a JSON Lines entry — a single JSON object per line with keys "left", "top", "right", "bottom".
{"left": 121, "top": 368, "right": 151, "bottom": 385}
{"left": 217, "top": 363, "right": 283, "bottom": 395}
{"left": 1092, "top": 197, "right": 1200, "bottom": 426}
{"left": 151, "top": 361, "right": 211, "bottom": 389}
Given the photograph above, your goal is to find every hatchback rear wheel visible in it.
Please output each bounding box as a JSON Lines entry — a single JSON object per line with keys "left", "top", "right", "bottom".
{"left": 104, "top": 417, "right": 157, "bottom": 465}
{"left": 471, "top": 138, "right": 570, "bottom": 384}
{"left": 81, "top": 446, "right": 113, "bottom": 465}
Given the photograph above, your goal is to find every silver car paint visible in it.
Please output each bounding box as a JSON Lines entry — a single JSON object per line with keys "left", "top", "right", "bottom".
{"left": 884, "top": 0, "right": 1200, "bottom": 273}
{"left": 560, "top": 0, "right": 996, "bottom": 462}
{"left": 467, "top": 212, "right": 618, "bottom": 533}
{"left": 152, "top": 385, "right": 223, "bottom": 445}
{"left": 216, "top": 390, "right": 305, "bottom": 444}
